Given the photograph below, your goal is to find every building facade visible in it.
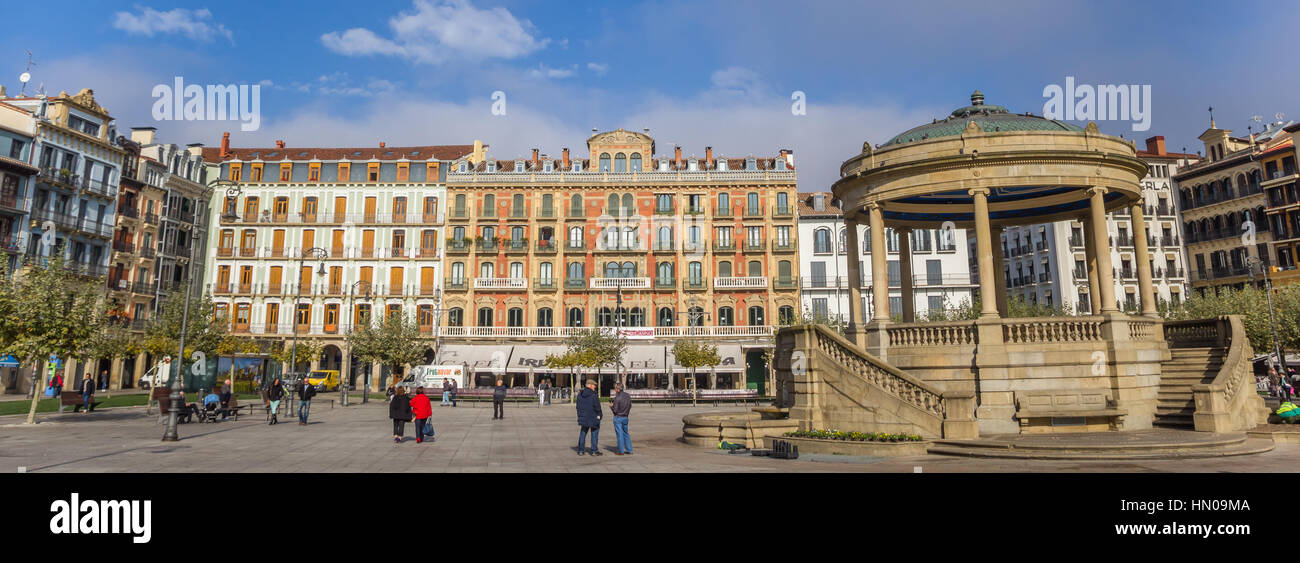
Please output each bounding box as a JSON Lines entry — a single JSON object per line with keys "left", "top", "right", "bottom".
{"left": 205, "top": 136, "right": 477, "bottom": 389}
{"left": 0, "top": 98, "right": 37, "bottom": 272}
{"left": 441, "top": 129, "right": 798, "bottom": 393}
{"left": 1176, "top": 118, "right": 1292, "bottom": 292}
{"left": 797, "top": 192, "right": 974, "bottom": 322}
{"left": 995, "top": 136, "right": 1198, "bottom": 313}
{"left": 1262, "top": 122, "right": 1300, "bottom": 286}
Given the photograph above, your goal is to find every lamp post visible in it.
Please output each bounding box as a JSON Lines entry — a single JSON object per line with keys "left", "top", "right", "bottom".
{"left": 1247, "top": 257, "right": 1290, "bottom": 376}
{"left": 343, "top": 280, "right": 372, "bottom": 406}
{"left": 162, "top": 180, "right": 220, "bottom": 442}
{"left": 290, "top": 246, "right": 329, "bottom": 386}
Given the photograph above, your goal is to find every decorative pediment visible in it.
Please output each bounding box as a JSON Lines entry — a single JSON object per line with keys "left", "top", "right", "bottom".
{"left": 66, "top": 88, "right": 109, "bottom": 115}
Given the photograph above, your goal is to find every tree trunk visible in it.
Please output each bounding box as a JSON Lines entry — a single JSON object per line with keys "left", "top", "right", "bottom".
{"left": 25, "top": 358, "right": 46, "bottom": 425}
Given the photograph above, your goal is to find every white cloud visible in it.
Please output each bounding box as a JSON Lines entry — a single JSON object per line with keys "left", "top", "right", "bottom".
{"left": 284, "top": 72, "right": 399, "bottom": 97}
{"left": 587, "top": 62, "right": 609, "bottom": 76}
{"left": 528, "top": 64, "right": 576, "bottom": 80}
{"left": 321, "top": 0, "right": 548, "bottom": 64}
{"left": 112, "top": 6, "right": 234, "bottom": 44}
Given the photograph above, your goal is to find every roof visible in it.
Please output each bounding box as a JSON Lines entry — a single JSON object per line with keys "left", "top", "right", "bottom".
{"left": 884, "top": 91, "right": 1083, "bottom": 147}
{"left": 466, "top": 155, "right": 791, "bottom": 173}
{"left": 1136, "top": 150, "right": 1199, "bottom": 160}
{"left": 797, "top": 192, "right": 844, "bottom": 217}
{"left": 203, "top": 144, "right": 476, "bottom": 163}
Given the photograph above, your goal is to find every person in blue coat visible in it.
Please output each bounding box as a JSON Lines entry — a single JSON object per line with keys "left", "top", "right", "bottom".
{"left": 575, "top": 379, "right": 603, "bottom": 456}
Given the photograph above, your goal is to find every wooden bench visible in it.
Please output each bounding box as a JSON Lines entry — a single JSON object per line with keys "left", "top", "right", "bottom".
{"left": 1014, "top": 390, "right": 1126, "bottom": 431}
{"left": 59, "top": 391, "right": 101, "bottom": 413}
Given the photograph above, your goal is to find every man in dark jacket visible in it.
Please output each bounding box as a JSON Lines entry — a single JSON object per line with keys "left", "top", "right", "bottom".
{"left": 219, "top": 379, "right": 233, "bottom": 420}
{"left": 610, "top": 383, "right": 633, "bottom": 455}
{"left": 492, "top": 379, "right": 506, "bottom": 420}
{"left": 297, "top": 379, "right": 317, "bottom": 425}
{"left": 575, "top": 379, "right": 602, "bottom": 456}
{"left": 449, "top": 379, "right": 458, "bottom": 407}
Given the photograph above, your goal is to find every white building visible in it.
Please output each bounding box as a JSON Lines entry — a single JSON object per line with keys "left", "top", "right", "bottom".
{"left": 798, "top": 192, "right": 976, "bottom": 322}
{"left": 989, "top": 136, "right": 1198, "bottom": 313}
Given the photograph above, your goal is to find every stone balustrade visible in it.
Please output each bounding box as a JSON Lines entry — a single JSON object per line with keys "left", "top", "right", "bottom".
{"left": 886, "top": 321, "right": 977, "bottom": 347}
{"left": 1001, "top": 317, "right": 1104, "bottom": 344}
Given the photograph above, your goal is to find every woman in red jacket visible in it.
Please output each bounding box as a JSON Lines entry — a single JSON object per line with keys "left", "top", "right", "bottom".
{"left": 409, "top": 386, "right": 434, "bottom": 444}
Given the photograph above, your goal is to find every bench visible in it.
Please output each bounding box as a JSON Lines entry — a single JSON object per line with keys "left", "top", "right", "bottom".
{"left": 418, "top": 388, "right": 543, "bottom": 405}
{"left": 626, "top": 389, "right": 762, "bottom": 407}
{"left": 59, "top": 391, "right": 101, "bottom": 413}
{"left": 1014, "top": 390, "right": 1126, "bottom": 431}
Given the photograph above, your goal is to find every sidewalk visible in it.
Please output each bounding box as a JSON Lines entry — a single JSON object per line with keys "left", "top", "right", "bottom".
{"left": 0, "top": 388, "right": 151, "bottom": 402}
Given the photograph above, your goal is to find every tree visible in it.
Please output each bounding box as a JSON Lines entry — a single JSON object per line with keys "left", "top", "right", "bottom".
{"left": 563, "top": 328, "right": 627, "bottom": 387}
{"left": 81, "top": 317, "right": 143, "bottom": 380}
{"left": 269, "top": 339, "right": 322, "bottom": 373}
{"left": 348, "top": 314, "right": 426, "bottom": 388}
{"left": 1165, "top": 285, "right": 1300, "bottom": 356}
{"left": 13, "top": 254, "right": 106, "bottom": 424}
{"left": 143, "top": 292, "right": 227, "bottom": 366}
{"left": 672, "top": 339, "right": 720, "bottom": 404}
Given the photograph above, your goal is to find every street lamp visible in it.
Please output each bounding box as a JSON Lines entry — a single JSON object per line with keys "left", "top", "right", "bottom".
{"left": 162, "top": 180, "right": 219, "bottom": 442}
{"left": 290, "top": 247, "right": 329, "bottom": 378}
{"left": 344, "top": 279, "right": 372, "bottom": 406}
{"left": 1247, "top": 257, "right": 1290, "bottom": 376}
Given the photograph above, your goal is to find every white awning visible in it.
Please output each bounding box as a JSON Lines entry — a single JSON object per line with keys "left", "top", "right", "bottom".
{"left": 436, "top": 345, "right": 512, "bottom": 370}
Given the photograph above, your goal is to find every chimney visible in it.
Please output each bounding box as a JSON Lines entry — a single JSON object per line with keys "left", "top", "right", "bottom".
{"left": 275, "top": 140, "right": 285, "bottom": 149}
{"left": 532, "top": 148, "right": 539, "bottom": 169}
{"left": 130, "top": 127, "right": 157, "bottom": 146}
{"left": 472, "top": 140, "right": 484, "bottom": 164}
{"left": 220, "top": 131, "right": 230, "bottom": 158}
{"left": 562, "top": 147, "right": 570, "bottom": 169}
{"left": 1144, "top": 136, "right": 1166, "bottom": 155}
{"left": 783, "top": 149, "right": 794, "bottom": 167}
{"left": 379, "top": 141, "right": 386, "bottom": 148}
{"left": 674, "top": 145, "right": 682, "bottom": 169}
{"left": 705, "top": 146, "right": 713, "bottom": 168}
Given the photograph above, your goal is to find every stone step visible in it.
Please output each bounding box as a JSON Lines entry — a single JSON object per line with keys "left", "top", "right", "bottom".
{"left": 928, "top": 437, "right": 1272, "bottom": 460}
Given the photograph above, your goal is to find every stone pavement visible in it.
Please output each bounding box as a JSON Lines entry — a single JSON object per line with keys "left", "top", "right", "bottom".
{"left": 3, "top": 401, "right": 1300, "bottom": 473}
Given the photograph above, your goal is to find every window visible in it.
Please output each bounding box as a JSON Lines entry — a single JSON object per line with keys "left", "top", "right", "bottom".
{"left": 747, "top": 306, "right": 764, "bottom": 325}
{"left": 599, "top": 153, "right": 611, "bottom": 172}
{"left": 507, "top": 308, "right": 524, "bottom": 327}
{"left": 718, "top": 307, "right": 734, "bottom": 326}
{"left": 814, "top": 228, "right": 832, "bottom": 253}
{"left": 477, "top": 307, "right": 494, "bottom": 327}
{"left": 567, "top": 307, "right": 584, "bottom": 327}
{"left": 778, "top": 306, "right": 795, "bottom": 324}
{"left": 614, "top": 153, "right": 626, "bottom": 173}
{"left": 718, "top": 261, "right": 732, "bottom": 277}
{"left": 538, "top": 308, "right": 553, "bottom": 327}
{"left": 448, "top": 308, "right": 463, "bottom": 327}
{"left": 629, "top": 153, "right": 641, "bottom": 172}
{"left": 658, "top": 307, "right": 673, "bottom": 327}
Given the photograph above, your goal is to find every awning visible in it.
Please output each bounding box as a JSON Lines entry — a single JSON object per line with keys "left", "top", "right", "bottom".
{"left": 0, "top": 354, "right": 18, "bottom": 368}
{"left": 668, "top": 344, "right": 745, "bottom": 372}
{"left": 436, "top": 345, "right": 512, "bottom": 370}
{"left": 507, "top": 345, "right": 567, "bottom": 372}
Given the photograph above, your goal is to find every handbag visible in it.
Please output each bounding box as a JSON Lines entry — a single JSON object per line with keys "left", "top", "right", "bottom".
{"left": 421, "top": 419, "right": 434, "bottom": 436}
{"left": 44, "top": 386, "right": 55, "bottom": 397}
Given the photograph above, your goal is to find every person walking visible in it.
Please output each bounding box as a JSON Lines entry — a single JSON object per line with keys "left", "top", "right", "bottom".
{"left": 575, "top": 379, "right": 602, "bottom": 456}
{"left": 297, "top": 378, "right": 317, "bottom": 425}
{"left": 410, "top": 386, "right": 434, "bottom": 443}
{"left": 219, "top": 379, "right": 233, "bottom": 420}
{"left": 441, "top": 378, "right": 451, "bottom": 406}
{"left": 267, "top": 378, "right": 285, "bottom": 425}
{"left": 79, "top": 373, "right": 96, "bottom": 414}
{"left": 610, "top": 383, "right": 633, "bottom": 455}
{"left": 389, "top": 386, "right": 412, "bottom": 443}
{"left": 492, "top": 379, "right": 506, "bottom": 420}
{"left": 51, "top": 371, "right": 65, "bottom": 413}
{"left": 539, "top": 379, "right": 550, "bottom": 407}
{"left": 99, "top": 369, "right": 110, "bottom": 391}
{"left": 449, "top": 378, "right": 458, "bottom": 407}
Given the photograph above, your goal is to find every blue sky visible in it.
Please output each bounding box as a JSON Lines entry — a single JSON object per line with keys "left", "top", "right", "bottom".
{"left": 1, "top": 0, "right": 1296, "bottom": 191}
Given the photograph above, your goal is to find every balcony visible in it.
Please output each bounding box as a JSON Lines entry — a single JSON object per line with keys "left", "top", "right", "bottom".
{"left": 112, "top": 240, "right": 135, "bottom": 254}
{"left": 39, "top": 167, "right": 80, "bottom": 190}
{"left": 534, "top": 278, "right": 558, "bottom": 290}
{"left": 475, "top": 240, "right": 498, "bottom": 253}
{"left": 713, "top": 240, "right": 737, "bottom": 252}
{"left": 743, "top": 240, "right": 766, "bottom": 252}
{"left": 240, "top": 247, "right": 258, "bottom": 258}
{"left": 437, "top": 325, "right": 776, "bottom": 340}
{"left": 682, "top": 278, "right": 707, "bottom": 291}
{"left": 417, "top": 247, "right": 439, "bottom": 258}
{"left": 772, "top": 238, "right": 797, "bottom": 252}
{"left": 714, "top": 276, "right": 767, "bottom": 289}
{"left": 652, "top": 241, "right": 676, "bottom": 252}
{"left": 1113, "top": 235, "right": 1134, "bottom": 248}
{"left": 473, "top": 278, "right": 528, "bottom": 290}
{"left": 538, "top": 207, "right": 557, "bottom": 219}
{"left": 0, "top": 194, "right": 26, "bottom": 215}
{"left": 565, "top": 240, "right": 587, "bottom": 252}
{"left": 564, "top": 278, "right": 586, "bottom": 289}
{"left": 596, "top": 242, "right": 642, "bottom": 252}
{"left": 654, "top": 277, "right": 676, "bottom": 289}
{"left": 503, "top": 239, "right": 529, "bottom": 253}
{"left": 535, "top": 240, "right": 558, "bottom": 253}
{"left": 743, "top": 206, "right": 765, "bottom": 219}
{"left": 773, "top": 277, "right": 799, "bottom": 289}
{"left": 446, "top": 239, "right": 472, "bottom": 254}
{"left": 653, "top": 205, "right": 675, "bottom": 216}
{"left": 772, "top": 206, "right": 793, "bottom": 218}
{"left": 606, "top": 206, "right": 636, "bottom": 217}
{"left": 590, "top": 277, "right": 650, "bottom": 289}
{"left": 143, "top": 212, "right": 160, "bottom": 226}
{"left": 132, "top": 281, "right": 157, "bottom": 295}
{"left": 715, "top": 205, "right": 733, "bottom": 218}
{"left": 1073, "top": 268, "right": 1088, "bottom": 280}
{"left": 801, "top": 276, "right": 846, "bottom": 289}
{"left": 507, "top": 207, "right": 528, "bottom": 220}
{"left": 1069, "top": 236, "right": 1085, "bottom": 249}
{"left": 567, "top": 207, "right": 585, "bottom": 219}
{"left": 444, "top": 278, "right": 468, "bottom": 290}
{"left": 450, "top": 208, "right": 470, "bottom": 220}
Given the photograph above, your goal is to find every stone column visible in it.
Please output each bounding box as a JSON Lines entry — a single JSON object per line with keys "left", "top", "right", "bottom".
{"left": 970, "top": 188, "right": 1000, "bottom": 318}
{"left": 898, "top": 227, "right": 915, "bottom": 322}
{"left": 1087, "top": 187, "right": 1119, "bottom": 313}
{"left": 868, "top": 204, "right": 889, "bottom": 322}
{"left": 1083, "top": 217, "right": 1102, "bottom": 314}
{"left": 844, "top": 213, "right": 864, "bottom": 335}
{"left": 991, "top": 226, "right": 1008, "bottom": 317}
{"left": 1129, "top": 203, "right": 1159, "bottom": 317}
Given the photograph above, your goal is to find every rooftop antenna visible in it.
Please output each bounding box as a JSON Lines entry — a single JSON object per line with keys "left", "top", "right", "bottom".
{"left": 1276, "top": 112, "right": 1287, "bottom": 123}
{"left": 18, "top": 50, "right": 35, "bottom": 96}
{"left": 1208, "top": 106, "right": 1215, "bottom": 128}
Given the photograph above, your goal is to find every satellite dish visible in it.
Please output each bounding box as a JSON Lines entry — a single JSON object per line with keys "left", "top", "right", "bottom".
{"left": 19, "top": 72, "right": 30, "bottom": 84}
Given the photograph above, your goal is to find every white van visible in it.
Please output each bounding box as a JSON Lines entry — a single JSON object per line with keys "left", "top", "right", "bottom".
{"left": 396, "top": 365, "right": 468, "bottom": 391}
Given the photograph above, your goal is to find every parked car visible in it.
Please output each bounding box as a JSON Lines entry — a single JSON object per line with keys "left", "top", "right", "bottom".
{"left": 306, "top": 369, "right": 340, "bottom": 391}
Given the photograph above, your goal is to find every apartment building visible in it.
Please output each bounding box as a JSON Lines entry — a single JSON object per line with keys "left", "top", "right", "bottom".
{"left": 441, "top": 129, "right": 798, "bottom": 394}
{"left": 797, "top": 192, "right": 974, "bottom": 322}
{"left": 0, "top": 98, "right": 36, "bottom": 272}
{"left": 204, "top": 136, "right": 477, "bottom": 389}
{"left": 1262, "top": 122, "right": 1300, "bottom": 286}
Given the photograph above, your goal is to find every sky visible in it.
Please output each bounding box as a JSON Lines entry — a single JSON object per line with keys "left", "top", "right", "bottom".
{"left": 1, "top": 0, "right": 1296, "bottom": 192}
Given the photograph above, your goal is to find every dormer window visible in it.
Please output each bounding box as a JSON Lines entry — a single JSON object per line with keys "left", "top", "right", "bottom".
{"left": 717, "top": 159, "right": 728, "bottom": 171}
{"left": 486, "top": 161, "right": 496, "bottom": 173}
{"left": 572, "top": 160, "right": 583, "bottom": 172}
{"left": 813, "top": 194, "right": 825, "bottom": 212}
{"left": 544, "top": 160, "right": 553, "bottom": 173}
{"left": 515, "top": 160, "right": 525, "bottom": 172}
{"left": 776, "top": 158, "right": 787, "bottom": 171}
{"left": 457, "top": 161, "right": 468, "bottom": 173}
{"left": 688, "top": 158, "right": 698, "bottom": 171}
{"left": 745, "top": 157, "right": 756, "bottom": 171}
{"left": 658, "top": 159, "right": 669, "bottom": 172}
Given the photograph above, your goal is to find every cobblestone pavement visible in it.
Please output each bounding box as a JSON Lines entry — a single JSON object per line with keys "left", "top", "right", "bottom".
{"left": 2, "top": 401, "right": 1299, "bottom": 473}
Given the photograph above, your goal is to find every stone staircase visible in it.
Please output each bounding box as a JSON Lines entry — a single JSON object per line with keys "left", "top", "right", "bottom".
{"left": 1153, "top": 347, "right": 1224, "bottom": 428}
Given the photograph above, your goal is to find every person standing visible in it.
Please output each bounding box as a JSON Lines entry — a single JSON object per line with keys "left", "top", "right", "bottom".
{"left": 539, "top": 379, "right": 550, "bottom": 407}
{"left": 51, "top": 371, "right": 65, "bottom": 413}
{"left": 267, "top": 378, "right": 285, "bottom": 425}
{"left": 99, "top": 369, "right": 110, "bottom": 391}
{"left": 219, "top": 379, "right": 233, "bottom": 420}
{"left": 492, "top": 379, "right": 506, "bottom": 420}
{"left": 410, "top": 386, "right": 434, "bottom": 443}
{"left": 297, "top": 378, "right": 317, "bottom": 425}
{"left": 610, "top": 383, "right": 633, "bottom": 455}
{"left": 389, "top": 386, "right": 412, "bottom": 443}
{"left": 441, "top": 378, "right": 451, "bottom": 406}
{"left": 449, "top": 378, "right": 458, "bottom": 407}
{"left": 79, "top": 373, "right": 96, "bottom": 414}
{"left": 575, "top": 379, "right": 602, "bottom": 456}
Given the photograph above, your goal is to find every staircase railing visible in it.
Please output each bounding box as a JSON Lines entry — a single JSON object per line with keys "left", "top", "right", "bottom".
{"left": 1167, "top": 316, "right": 1268, "bottom": 432}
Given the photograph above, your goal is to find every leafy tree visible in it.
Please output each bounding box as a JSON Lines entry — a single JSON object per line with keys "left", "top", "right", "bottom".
{"left": 563, "top": 328, "right": 627, "bottom": 386}
{"left": 14, "top": 254, "right": 106, "bottom": 424}
{"left": 348, "top": 314, "right": 426, "bottom": 387}
{"left": 143, "top": 292, "right": 227, "bottom": 365}
{"left": 1165, "top": 285, "right": 1300, "bottom": 356}
{"left": 82, "top": 317, "right": 143, "bottom": 372}
{"left": 672, "top": 339, "right": 720, "bottom": 401}
{"left": 269, "top": 339, "right": 322, "bottom": 373}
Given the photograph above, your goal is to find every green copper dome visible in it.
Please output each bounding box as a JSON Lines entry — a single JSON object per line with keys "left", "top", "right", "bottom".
{"left": 883, "top": 90, "right": 1083, "bottom": 147}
